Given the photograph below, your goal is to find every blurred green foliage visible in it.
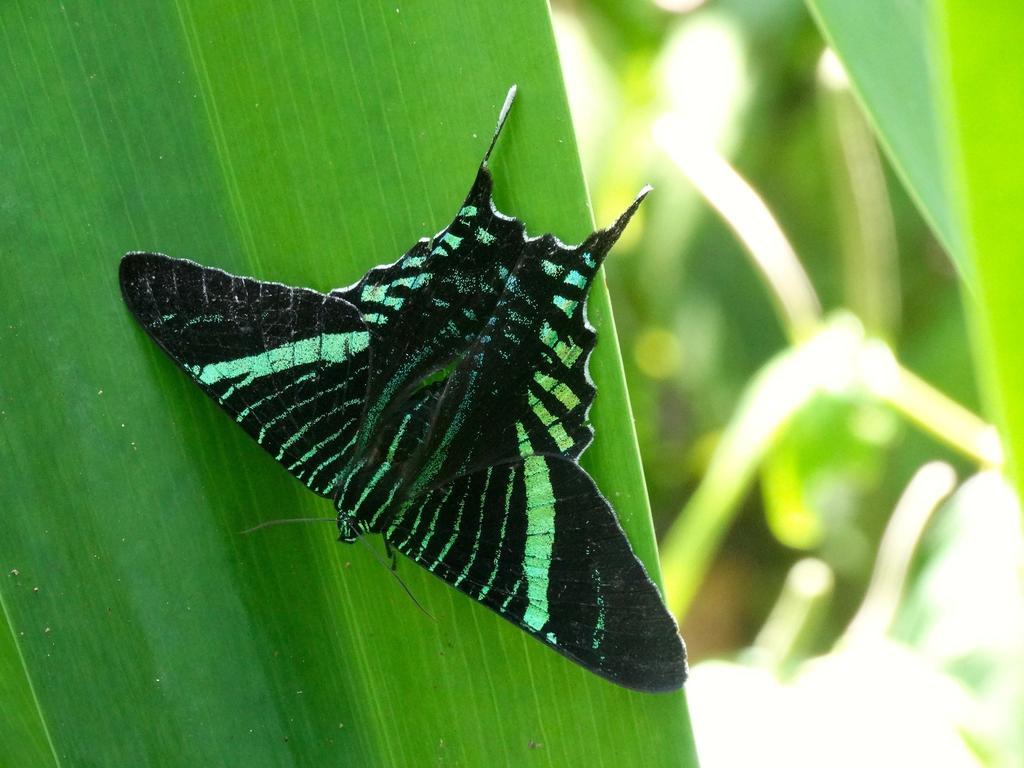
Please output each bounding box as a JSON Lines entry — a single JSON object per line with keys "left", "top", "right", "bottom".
{"left": 556, "top": 0, "right": 1022, "bottom": 765}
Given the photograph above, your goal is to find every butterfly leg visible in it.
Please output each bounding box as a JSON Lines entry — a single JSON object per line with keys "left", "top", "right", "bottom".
{"left": 383, "top": 537, "right": 398, "bottom": 571}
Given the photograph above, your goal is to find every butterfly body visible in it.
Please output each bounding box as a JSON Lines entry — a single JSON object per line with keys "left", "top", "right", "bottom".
{"left": 119, "top": 88, "right": 687, "bottom": 692}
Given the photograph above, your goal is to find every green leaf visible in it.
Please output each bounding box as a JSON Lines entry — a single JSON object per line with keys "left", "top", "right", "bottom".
{"left": 805, "top": 0, "right": 965, "bottom": 272}
{"left": 0, "top": 2, "right": 696, "bottom": 765}
{"left": 935, "top": 1, "right": 1024, "bottom": 505}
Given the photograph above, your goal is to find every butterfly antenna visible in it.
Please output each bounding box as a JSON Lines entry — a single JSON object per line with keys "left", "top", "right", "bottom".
{"left": 355, "top": 535, "right": 435, "bottom": 620}
{"left": 240, "top": 516, "right": 336, "bottom": 534}
{"left": 483, "top": 84, "right": 518, "bottom": 165}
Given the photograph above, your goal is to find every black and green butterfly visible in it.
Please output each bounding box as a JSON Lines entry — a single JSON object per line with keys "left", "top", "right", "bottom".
{"left": 119, "top": 87, "right": 686, "bottom": 692}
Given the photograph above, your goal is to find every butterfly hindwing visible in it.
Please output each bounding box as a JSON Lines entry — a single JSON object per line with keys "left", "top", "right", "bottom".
{"left": 383, "top": 453, "right": 685, "bottom": 692}
{"left": 415, "top": 189, "right": 651, "bottom": 487}
{"left": 333, "top": 166, "right": 544, "bottom": 445}
{"left": 119, "top": 253, "right": 370, "bottom": 496}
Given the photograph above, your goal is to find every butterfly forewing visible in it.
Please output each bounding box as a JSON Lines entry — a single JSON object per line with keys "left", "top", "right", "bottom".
{"left": 383, "top": 454, "right": 685, "bottom": 692}
{"left": 120, "top": 253, "right": 370, "bottom": 496}
{"left": 412, "top": 186, "right": 649, "bottom": 489}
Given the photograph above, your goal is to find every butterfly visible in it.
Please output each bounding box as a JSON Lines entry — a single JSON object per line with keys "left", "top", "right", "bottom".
{"left": 119, "top": 87, "right": 686, "bottom": 692}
